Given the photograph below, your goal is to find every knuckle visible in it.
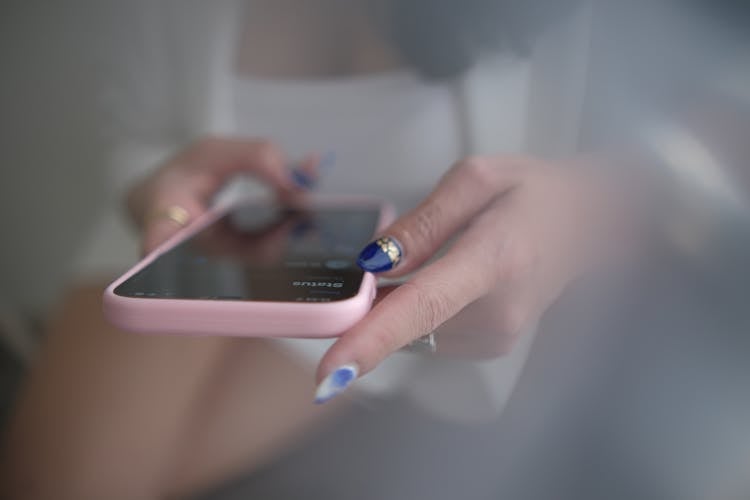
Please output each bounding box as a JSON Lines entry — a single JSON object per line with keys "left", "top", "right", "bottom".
{"left": 496, "top": 257, "right": 522, "bottom": 287}
{"left": 465, "top": 241, "right": 506, "bottom": 290}
{"left": 495, "top": 303, "right": 527, "bottom": 338}
{"left": 458, "top": 156, "right": 498, "bottom": 188}
{"left": 406, "top": 201, "right": 443, "bottom": 249}
{"left": 251, "top": 139, "right": 282, "bottom": 166}
{"left": 451, "top": 253, "right": 496, "bottom": 297}
{"left": 473, "top": 267, "right": 498, "bottom": 297}
{"left": 495, "top": 243, "right": 534, "bottom": 286}
{"left": 404, "top": 281, "right": 454, "bottom": 335}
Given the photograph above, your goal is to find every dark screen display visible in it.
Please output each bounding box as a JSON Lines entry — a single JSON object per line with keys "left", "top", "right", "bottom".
{"left": 114, "top": 203, "right": 380, "bottom": 302}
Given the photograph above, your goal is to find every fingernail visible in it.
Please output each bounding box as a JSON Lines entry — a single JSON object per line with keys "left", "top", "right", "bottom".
{"left": 314, "top": 363, "right": 359, "bottom": 404}
{"left": 357, "top": 236, "right": 402, "bottom": 272}
{"left": 290, "top": 167, "right": 316, "bottom": 189}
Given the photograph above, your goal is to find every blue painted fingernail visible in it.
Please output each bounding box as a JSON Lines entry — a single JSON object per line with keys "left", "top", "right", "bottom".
{"left": 357, "top": 236, "right": 402, "bottom": 272}
{"left": 314, "top": 363, "right": 359, "bottom": 404}
{"left": 291, "top": 167, "right": 316, "bottom": 189}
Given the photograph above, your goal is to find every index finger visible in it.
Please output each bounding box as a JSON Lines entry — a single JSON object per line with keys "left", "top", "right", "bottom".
{"left": 316, "top": 201, "right": 513, "bottom": 392}
{"left": 356, "top": 156, "right": 523, "bottom": 275}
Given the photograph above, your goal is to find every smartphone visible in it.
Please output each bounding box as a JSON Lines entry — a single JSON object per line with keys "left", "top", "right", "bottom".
{"left": 103, "top": 196, "right": 392, "bottom": 337}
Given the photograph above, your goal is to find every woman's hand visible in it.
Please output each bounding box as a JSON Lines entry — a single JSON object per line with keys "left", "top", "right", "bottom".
{"left": 314, "top": 155, "right": 627, "bottom": 402}
{"left": 126, "top": 136, "right": 316, "bottom": 254}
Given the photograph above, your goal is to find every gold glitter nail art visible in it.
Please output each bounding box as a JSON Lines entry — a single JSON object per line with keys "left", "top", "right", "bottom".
{"left": 375, "top": 237, "right": 402, "bottom": 266}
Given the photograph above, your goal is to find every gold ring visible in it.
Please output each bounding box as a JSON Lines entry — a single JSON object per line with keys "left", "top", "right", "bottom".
{"left": 148, "top": 205, "right": 191, "bottom": 227}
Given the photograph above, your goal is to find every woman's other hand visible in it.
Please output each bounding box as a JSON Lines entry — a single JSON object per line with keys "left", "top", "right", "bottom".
{"left": 126, "top": 136, "right": 316, "bottom": 254}
{"left": 315, "top": 155, "right": 630, "bottom": 402}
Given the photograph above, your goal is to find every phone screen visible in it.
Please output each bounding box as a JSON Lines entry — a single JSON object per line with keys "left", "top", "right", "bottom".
{"left": 114, "top": 203, "right": 381, "bottom": 302}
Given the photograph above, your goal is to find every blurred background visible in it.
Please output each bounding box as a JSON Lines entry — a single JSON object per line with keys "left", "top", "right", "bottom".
{"left": 1, "top": 1, "right": 749, "bottom": 499}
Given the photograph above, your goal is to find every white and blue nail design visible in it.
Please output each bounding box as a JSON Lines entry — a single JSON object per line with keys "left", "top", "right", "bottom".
{"left": 290, "top": 150, "right": 336, "bottom": 189}
{"left": 314, "top": 363, "right": 359, "bottom": 404}
{"left": 290, "top": 168, "right": 316, "bottom": 189}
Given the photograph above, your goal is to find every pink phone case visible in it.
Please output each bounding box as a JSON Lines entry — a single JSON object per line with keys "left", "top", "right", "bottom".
{"left": 103, "top": 196, "right": 394, "bottom": 338}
